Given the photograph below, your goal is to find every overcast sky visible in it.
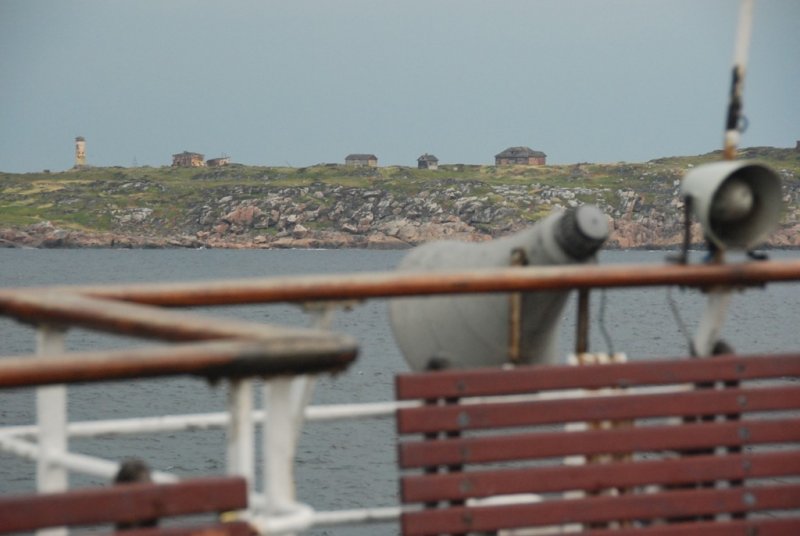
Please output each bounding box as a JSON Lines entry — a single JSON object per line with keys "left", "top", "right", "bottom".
{"left": 1, "top": 0, "right": 798, "bottom": 172}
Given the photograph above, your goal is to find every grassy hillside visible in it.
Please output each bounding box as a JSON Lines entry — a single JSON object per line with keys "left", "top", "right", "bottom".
{"left": 1, "top": 147, "right": 798, "bottom": 235}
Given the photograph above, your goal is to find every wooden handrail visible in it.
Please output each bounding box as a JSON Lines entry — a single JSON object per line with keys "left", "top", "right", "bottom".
{"left": 1, "top": 259, "right": 798, "bottom": 308}
{"left": 0, "top": 292, "right": 357, "bottom": 386}
{"left": 0, "top": 260, "right": 796, "bottom": 387}
{"left": 0, "top": 339, "right": 357, "bottom": 388}
{"left": 0, "top": 291, "right": 355, "bottom": 344}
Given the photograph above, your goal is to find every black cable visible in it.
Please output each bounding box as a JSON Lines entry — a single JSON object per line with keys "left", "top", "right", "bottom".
{"left": 598, "top": 288, "right": 615, "bottom": 356}
{"left": 667, "top": 286, "right": 694, "bottom": 355}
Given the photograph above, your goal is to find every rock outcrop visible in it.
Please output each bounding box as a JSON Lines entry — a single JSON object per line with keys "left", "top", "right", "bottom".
{"left": 2, "top": 149, "right": 798, "bottom": 249}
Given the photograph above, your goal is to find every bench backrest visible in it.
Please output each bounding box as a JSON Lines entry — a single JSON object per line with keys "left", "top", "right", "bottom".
{"left": 0, "top": 476, "right": 250, "bottom": 535}
{"left": 395, "top": 353, "right": 800, "bottom": 535}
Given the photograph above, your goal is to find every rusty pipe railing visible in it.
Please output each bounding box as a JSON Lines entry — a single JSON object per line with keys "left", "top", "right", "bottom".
{"left": 0, "top": 339, "right": 357, "bottom": 389}
{"left": 0, "top": 291, "right": 356, "bottom": 346}
{"left": 1, "top": 259, "right": 798, "bottom": 309}
{"left": 0, "top": 290, "right": 358, "bottom": 385}
{"left": 0, "top": 283, "right": 360, "bottom": 535}
{"left": 1, "top": 258, "right": 799, "bottom": 535}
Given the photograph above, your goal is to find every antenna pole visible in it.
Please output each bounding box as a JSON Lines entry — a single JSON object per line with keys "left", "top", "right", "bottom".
{"left": 723, "top": 0, "right": 755, "bottom": 160}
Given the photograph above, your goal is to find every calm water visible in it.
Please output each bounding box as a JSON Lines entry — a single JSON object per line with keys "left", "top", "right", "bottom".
{"left": 1, "top": 248, "right": 798, "bottom": 534}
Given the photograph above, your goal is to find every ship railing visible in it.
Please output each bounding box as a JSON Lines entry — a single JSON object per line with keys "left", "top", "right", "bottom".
{"left": 1, "top": 259, "right": 800, "bottom": 534}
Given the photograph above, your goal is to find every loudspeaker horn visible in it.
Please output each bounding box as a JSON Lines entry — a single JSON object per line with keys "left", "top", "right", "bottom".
{"left": 680, "top": 160, "right": 782, "bottom": 250}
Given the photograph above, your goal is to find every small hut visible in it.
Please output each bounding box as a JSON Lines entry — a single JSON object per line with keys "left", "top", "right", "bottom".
{"left": 345, "top": 154, "right": 378, "bottom": 167}
{"left": 494, "top": 147, "right": 546, "bottom": 166}
{"left": 206, "top": 156, "right": 230, "bottom": 167}
{"left": 172, "top": 151, "right": 206, "bottom": 167}
{"left": 417, "top": 154, "right": 439, "bottom": 170}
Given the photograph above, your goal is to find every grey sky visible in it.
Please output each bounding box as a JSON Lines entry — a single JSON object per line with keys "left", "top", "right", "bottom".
{"left": 1, "top": 0, "right": 798, "bottom": 172}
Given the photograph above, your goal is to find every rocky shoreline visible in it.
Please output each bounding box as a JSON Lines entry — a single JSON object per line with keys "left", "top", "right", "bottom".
{"left": 3, "top": 148, "right": 798, "bottom": 251}
{"left": 3, "top": 217, "right": 799, "bottom": 250}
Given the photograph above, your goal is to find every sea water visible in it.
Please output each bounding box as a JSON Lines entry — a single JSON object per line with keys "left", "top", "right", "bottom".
{"left": 1, "top": 248, "right": 798, "bottom": 534}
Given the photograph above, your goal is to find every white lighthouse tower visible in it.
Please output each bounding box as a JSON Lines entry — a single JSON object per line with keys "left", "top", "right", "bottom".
{"left": 74, "top": 136, "right": 86, "bottom": 168}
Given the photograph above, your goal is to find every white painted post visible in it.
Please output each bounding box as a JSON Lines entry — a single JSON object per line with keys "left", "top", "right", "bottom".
{"left": 262, "top": 375, "right": 317, "bottom": 534}
{"left": 258, "top": 302, "right": 336, "bottom": 532}
{"left": 227, "top": 379, "right": 254, "bottom": 491}
{"left": 263, "top": 378, "right": 295, "bottom": 514}
{"left": 35, "top": 325, "right": 68, "bottom": 536}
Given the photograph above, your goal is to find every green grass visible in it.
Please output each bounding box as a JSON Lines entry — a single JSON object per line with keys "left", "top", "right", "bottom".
{"left": 0, "top": 204, "right": 48, "bottom": 226}
{"left": 2, "top": 147, "right": 797, "bottom": 232}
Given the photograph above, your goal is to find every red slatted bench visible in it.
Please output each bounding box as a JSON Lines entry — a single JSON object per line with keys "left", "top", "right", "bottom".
{"left": 0, "top": 476, "right": 252, "bottom": 535}
{"left": 395, "top": 353, "right": 800, "bottom": 535}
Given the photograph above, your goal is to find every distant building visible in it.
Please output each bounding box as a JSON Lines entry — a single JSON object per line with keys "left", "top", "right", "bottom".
{"left": 417, "top": 153, "right": 439, "bottom": 170}
{"left": 796, "top": 140, "right": 800, "bottom": 152}
{"left": 495, "top": 146, "right": 546, "bottom": 166}
{"left": 172, "top": 151, "right": 206, "bottom": 167}
{"left": 74, "top": 136, "right": 86, "bottom": 168}
{"left": 345, "top": 154, "right": 378, "bottom": 167}
{"left": 206, "top": 156, "right": 230, "bottom": 167}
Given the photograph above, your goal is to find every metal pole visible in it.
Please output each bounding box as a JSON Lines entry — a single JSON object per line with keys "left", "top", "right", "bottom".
{"left": 35, "top": 325, "right": 67, "bottom": 536}
{"left": 723, "top": 0, "right": 755, "bottom": 160}
{"left": 696, "top": 0, "right": 755, "bottom": 355}
{"left": 575, "top": 289, "right": 590, "bottom": 355}
{"left": 21, "top": 259, "right": 800, "bottom": 307}
{"left": 227, "top": 379, "right": 254, "bottom": 497}
{"left": 508, "top": 248, "right": 529, "bottom": 363}
{"left": 263, "top": 379, "right": 298, "bottom": 534}
{"left": 262, "top": 374, "right": 317, "bottom": 534}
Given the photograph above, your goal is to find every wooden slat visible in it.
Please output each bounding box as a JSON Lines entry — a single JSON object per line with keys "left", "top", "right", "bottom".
{"left": 397, "top": 353, "right": 800, "bottom": 534}
{"left": 582, "top": 517, "right": 800, "bottom": 535}
{"left": 400, "top": 483, "right": 800, "bottom": 535}
{"left": 107, "top": 521, "right": 254, "bottom": 536}
{"left": 398, "top": 384, "right": 800, "bottom": 434}
{"left": 401, "top": 449, "right": 800, "bottom": 503}
{"left": 399, "top": 417, "right": 800, "bottom": 468}
{"left": 395, "top": 353, "right": 800, "bottom": 400}
{"left": 0, "top": 477, "right": 247, "bottom": 533}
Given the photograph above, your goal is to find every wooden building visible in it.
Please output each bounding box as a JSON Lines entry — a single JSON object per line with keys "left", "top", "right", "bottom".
{"left": 494, "top": 146, "right": 547, "bottom": 166}
{"left": 172, "top": 151, "right": 206, "bottom": 168}
{"left": 206, "top": 156, "right": 230, "bottom": 167}
{"left": 345, "top": 154, "right": 378, "bottom": 167}
{"left": 417, "top": 154, "right": 439, "bottom": 170}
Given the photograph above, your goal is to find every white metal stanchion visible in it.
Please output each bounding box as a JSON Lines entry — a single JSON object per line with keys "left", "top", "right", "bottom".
{"left": 35, "top": 325, "right": 68, "bottom": 536}
{"left": 262, "top": 377, "right": 315, "bottom": 535}
{"left": 227, "top": 379, "right": 255, "bottom": 492}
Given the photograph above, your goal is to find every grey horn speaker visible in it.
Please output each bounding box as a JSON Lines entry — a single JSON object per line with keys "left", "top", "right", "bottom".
{"left": 680, "top": 161, "right": 782, "bottom": 250}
